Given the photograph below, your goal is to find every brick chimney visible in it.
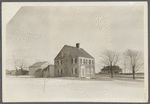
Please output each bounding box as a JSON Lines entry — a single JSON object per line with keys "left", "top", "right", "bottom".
{"left": 76, "top": 43, "right": 80, "bottom": 48}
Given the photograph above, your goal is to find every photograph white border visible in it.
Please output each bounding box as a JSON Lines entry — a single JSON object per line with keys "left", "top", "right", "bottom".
{"left": 2, "top": 2, "right": 148, "bottom": 102}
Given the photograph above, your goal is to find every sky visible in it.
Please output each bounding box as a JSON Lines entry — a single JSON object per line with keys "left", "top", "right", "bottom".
{"left": 6, "top": 5, "right": 144, "bottom": 73}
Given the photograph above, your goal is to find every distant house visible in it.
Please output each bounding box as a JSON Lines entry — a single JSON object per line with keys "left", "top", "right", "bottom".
{"left": 101, "top": 66, "right": 122, "bottom": 74}
{"left": 29, "top": 61, "right": 55, "bottom": 77}
{"left": 54, "top": 43, "right": 95, "bottom": 78}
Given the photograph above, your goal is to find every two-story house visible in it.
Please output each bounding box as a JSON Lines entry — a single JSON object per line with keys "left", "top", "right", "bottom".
{"left": 54, "top": 43, "right": 95, "bottom": 78}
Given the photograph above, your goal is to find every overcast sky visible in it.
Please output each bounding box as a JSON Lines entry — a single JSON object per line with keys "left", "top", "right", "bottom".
{"left": 6, "top": 5, "right": 144, "bottom": 73}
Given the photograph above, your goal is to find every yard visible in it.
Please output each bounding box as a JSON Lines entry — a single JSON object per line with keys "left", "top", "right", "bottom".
{"left": 3, "top": 75, "right": 146, "bottom": 102}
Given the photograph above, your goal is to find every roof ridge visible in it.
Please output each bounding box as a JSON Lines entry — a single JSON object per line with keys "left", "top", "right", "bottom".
{"left": 65, "top": 45, "right": 76, "bottom": 48}
{"left": 35, "top": 61, "right": 48, "bottom": 63}
{"left": 65, "top": 45, "right": 84, "bottom": 50}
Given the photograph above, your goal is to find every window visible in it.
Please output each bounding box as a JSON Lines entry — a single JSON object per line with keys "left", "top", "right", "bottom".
{"left": 61, "top": 60, "right": 63, "bottom": 65}
{"left": 61, "top": 52, "right": 63, "bottom": 56}
{"left": 86, "top": 59, "right": 87, "bottom": 64}
{"left": 72, "top": 68, "right": 75, "bottom": 74}
{"left": 75, "top": 68, "right": 77, "bottom": 74}
{"left": 72, "top": 68, "right": 77, "bottom": 74}
{"left": 57, "top": 61, "right": 59, "bottom": 65}
{"left": 75, "top": 58, "right": 77, "bottom": 63}
{"left": 59, "top": 60, "right": 61, "bottom": 65}
{"left": 71, "top": 59, "right": 73, "bottom": 64}
{"left": 71, "top": 58, "right": 76, "bottom": 64}
{"left": 59, "top": 69, "right": 63, "bottom": 75}
{"left": 83, "top": 59, "right": 86, "bottom": 64}
{"left": 80, "top": 59, "right": 82, "bottom": 64}
{"left": 89, "top": 60, "right": 91, "bottom": 64}
{"left": 67, "top": 51, "right": 69, "bottom": 55}
{"left": 92, "top": 60, "right": 94, "bottom": 64}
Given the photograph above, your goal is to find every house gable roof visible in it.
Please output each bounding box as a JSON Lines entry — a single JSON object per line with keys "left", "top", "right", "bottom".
{"left": 54, "top": 45, "right": 94, "bottom": 60}
{"left": 29, "top": 61, "right": 48, "bottom": 69}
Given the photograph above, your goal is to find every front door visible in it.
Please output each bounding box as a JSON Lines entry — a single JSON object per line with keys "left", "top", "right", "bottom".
{"left": 81, "top": 66, "right": 85, "bottom": 77}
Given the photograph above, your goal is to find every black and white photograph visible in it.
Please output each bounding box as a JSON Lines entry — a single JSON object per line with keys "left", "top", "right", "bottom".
{"left": 2, "top": 2, "right": 148, "bottom": 102}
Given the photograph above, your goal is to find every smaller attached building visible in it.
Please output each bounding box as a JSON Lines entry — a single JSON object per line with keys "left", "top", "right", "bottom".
{"left": 29, "top": 61, "right": 55, "bottom": 77}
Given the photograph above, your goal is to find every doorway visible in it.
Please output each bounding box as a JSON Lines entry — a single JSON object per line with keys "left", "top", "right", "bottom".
{"left": 81, "top": 66, "right": 85, "bottom": 77}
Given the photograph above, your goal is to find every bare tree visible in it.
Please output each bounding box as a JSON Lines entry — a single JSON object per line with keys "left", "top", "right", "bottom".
{"left": 125, "top": 49, "right": 144, "bottom": 79}
{"left": 13, "top": 56, "right": 19, "bottom": 76}
{"left": 100, "top": 50, "right": 120, "bottom": 78}
{"left": 13, "top": 56, "right": 28, "bottom": 76}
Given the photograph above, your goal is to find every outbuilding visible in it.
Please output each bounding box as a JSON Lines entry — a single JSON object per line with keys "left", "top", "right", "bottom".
{"left": 29, "top": 61, "right": 55, "bottom": 78}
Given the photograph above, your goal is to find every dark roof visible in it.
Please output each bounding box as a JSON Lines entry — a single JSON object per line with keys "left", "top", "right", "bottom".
{"left": 54, "top": 45, "right": 94, "bottom": 60}
{"left": 29, "top": 61, "right": 48, "bottom": 68}
{"left": 102, "top": 66, "right": 122, "bottom": 70}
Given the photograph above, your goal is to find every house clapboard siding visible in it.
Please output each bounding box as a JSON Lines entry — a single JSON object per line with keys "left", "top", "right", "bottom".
{"left": 54, "top": 43, "right": 95, "bottom": 78}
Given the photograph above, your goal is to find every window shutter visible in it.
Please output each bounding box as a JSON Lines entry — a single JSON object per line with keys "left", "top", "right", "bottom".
{"left": 72, "top": 68, "right": 74, "bottom": 74}
{"left": 59, "top": 69, "right": 61, "bottom": 75}
{"left": 59, "top": 60, "right": 61, "bottom": 65}
{"left": 73, "top": 58, "right": 75, "bottom": 64}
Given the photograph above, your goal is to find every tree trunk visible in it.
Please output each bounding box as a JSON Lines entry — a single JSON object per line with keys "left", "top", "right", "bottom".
{"left": 111, "top": 65, "right": 113, "bottom": 78}
{"left": 132, "top": 66, "right": 135, "bottom": 79}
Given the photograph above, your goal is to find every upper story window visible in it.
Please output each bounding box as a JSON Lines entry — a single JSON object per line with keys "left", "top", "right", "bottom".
{"left": 75, "top": 58, "right": 77, "bottom": 63}
{"left": 71, "top": 58, "right": 77, "bottom": 64}
{"left": 59, "top": 60, "right": 61, "bottom": 65}
{"left": 92, "top": 60, "right": 94, "bottom": 64}
{"left": 80, "top": 59, "right": 82, "bottom": 64}
{"left": 61, "top": 52, "right": 63, "bottom": 57}
{"left": 86, "top": 59, "right": 88, "bottom": 64}
{"left": 83, "top": 59, "right": 86, "bottom": 64}
{"left": 57, "top": 60, "right": 63, "bottom": 65}
{"left": 89, "top": 60, "right": 91, "bottom": 65}
{"left": 57, "top": 61, "right": 59, "bottom": 65}
{"left": 67, "top": 51, "right": 69, "bottom": 55}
